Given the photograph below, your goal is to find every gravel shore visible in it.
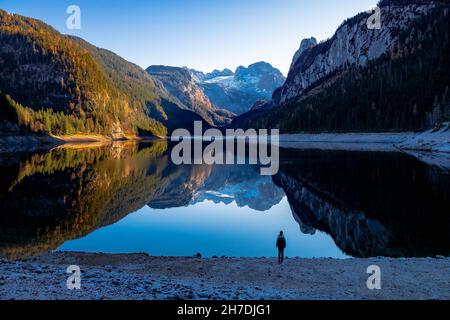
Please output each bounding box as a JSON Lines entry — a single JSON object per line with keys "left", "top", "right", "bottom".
{"left": 0, "top": 252, "right": 448, "bottom": 300}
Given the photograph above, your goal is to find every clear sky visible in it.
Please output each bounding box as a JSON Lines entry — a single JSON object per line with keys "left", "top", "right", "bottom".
{"left": 0, "top": 0, "right": 376, "bottom": 75}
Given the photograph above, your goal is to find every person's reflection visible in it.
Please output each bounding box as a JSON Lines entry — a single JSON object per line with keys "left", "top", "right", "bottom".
{"left": 276, "top": 231, "right": 287, "bottom": 264}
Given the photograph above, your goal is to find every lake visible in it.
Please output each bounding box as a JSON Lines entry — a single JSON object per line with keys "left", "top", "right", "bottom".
{"left": 0, "top": 141, "right": 448, "bottom": 260}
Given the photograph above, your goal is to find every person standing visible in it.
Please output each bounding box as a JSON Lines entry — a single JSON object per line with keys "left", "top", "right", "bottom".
{"left": 276, "top": 231, "right": 287, "bottom": 264}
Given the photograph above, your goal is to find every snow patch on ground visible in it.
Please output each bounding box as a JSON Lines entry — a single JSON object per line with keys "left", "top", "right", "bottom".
{"left": 396, "top": 122, "right": 450, "bottom": 154}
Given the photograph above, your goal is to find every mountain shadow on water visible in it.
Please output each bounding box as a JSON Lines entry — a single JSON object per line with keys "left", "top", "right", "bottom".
{"left": 0, "top": 142, "right": 172, "bottom": 259}
{"left": 0, "top": 142, "right": 283, "bottom": 259}
{"left": 275, "top": 148, "right": 450, "bottom": 258}
{"left": 0, "top": 143, "right": 449, "bottom": 259}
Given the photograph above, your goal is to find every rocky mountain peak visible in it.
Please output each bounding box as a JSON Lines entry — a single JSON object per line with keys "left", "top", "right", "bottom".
{"left": 203, "top": 68, "right": 234, "bottom": 81}
{"left": 187, "top": 62, "right": 285, "bottom": 115}
{"left": 235, "top": 61, "right": 280, "bottom": 79}
{"left": 234, "top": 62, "right": 285, "bottom": 93}
{"left": 289, "top": 37, "right": 318, "bottom": 72}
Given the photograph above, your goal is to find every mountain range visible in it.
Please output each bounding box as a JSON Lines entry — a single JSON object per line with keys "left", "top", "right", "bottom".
{"left": 0, "top": 9, "right": 215, "bottom": 138}
{"left": 0, "top": 8, "right": 284, "bottom": 138}
{"left": 147, "top": 62, "right": 286, "bottom": 125}
{"left": 1, "top": 0, "right": 450, "bottom": 140}
{"left": 190, "top": 62, "right": 286, "bottom": 115}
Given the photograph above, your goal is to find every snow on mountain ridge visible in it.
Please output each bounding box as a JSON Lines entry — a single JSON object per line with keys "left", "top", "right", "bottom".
{"left": 190, "top": 62, "right": 285, "bottom": 115}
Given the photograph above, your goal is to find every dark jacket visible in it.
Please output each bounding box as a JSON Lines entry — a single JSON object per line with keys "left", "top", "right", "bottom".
{"left": 276, "top": 235, "right": 286, "bottom": 249}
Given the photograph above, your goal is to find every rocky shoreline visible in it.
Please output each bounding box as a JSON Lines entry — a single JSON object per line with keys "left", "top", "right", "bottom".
{"left": 0, "top": 134, "right": 62, "bottom": 153}
{"left": 279, "top": 125, "right": 450, "bottom": 155}
{"left": 2, "top": 124, "right": 450, "bottom": 154}
{"left": 0, "top": 252, "right": 448, "bottom": 300}
{"left": 0, "top": 134, "right": 163, "bottom": 153}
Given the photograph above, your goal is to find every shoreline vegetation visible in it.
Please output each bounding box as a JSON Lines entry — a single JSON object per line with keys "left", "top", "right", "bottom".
{"left": 0, "top": 252, "right": 448, "bottom": 300}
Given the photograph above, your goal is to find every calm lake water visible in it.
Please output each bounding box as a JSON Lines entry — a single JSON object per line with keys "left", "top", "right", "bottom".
{"left": 0, "top": 141, "right": 449, "bottom": 260}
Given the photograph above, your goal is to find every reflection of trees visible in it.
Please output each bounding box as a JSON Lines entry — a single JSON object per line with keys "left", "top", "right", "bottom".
{"left": 6, "top": 145, "right": 446, "bottom": 260}
{"left": 0, "top": 140, "right": 287, "bottom": 260}
{"left": 0, "top": 141, "right": 176, "bottom": 260}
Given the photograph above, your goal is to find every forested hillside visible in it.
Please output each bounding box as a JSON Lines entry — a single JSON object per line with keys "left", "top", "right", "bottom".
{"left": 0, "top": 9, "right": 186, "bottom": 138}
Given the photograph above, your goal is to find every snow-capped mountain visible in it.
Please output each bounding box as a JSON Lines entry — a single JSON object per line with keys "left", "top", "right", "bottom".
{"left": 191, "top": 62, "right": 286, "bottom": 115}
{"left": 147, "top": 65, "right": 234, "bottom": 126}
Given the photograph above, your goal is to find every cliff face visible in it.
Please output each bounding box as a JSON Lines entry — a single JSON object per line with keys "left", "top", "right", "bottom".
{"left": 147, "top": 62, "right": 285, "bottom": 119}
{"left": 273, "top": 2, "right": 436, "bottom": 105}
{"left": 233, "top": 1, "right": 450, "bottom": 133}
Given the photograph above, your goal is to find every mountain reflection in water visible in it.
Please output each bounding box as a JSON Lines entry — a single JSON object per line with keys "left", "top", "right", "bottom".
{"left": 0, "top": 141, "right": 448, "bottom": 260}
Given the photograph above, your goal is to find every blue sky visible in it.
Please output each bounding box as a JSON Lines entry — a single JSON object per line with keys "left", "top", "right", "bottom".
{"left": 0, "top": 0, "right": 376, "bottom": 75}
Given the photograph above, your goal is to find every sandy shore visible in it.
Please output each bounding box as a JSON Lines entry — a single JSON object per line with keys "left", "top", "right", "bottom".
{"left": 0, "top": 252, "right": 448, "bottom": 300}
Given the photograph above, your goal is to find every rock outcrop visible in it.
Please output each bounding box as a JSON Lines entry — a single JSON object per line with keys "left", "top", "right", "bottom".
{"left": 274, "top": 172, "right": 393, "bottom": 257}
